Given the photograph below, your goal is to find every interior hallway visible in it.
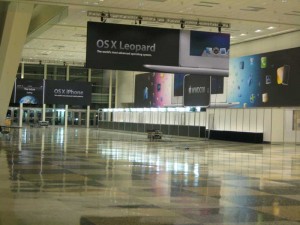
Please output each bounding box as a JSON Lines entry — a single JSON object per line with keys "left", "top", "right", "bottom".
{"left": 0, "top": 127, "right": 300, "bottom": 225}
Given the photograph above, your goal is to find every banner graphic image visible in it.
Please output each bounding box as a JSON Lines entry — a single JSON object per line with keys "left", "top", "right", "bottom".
{"left": 134, "top": 73, "right": 172, "bottom": 107}
{"left": 228, "top": 47, "right": 300, "bottom": 107}
{"left": 14, "top": 79, "right": 44, "bottom": 104}
{"left": 183, "top": 74, "right": 211, "bottom": 106}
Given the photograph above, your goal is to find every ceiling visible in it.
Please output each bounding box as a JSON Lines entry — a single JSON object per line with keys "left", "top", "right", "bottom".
{"left": 6, "top": 0, "right": 300, "bottom": 65}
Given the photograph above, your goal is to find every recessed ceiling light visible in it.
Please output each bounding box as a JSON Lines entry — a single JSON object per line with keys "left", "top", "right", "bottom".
{"left": 267, "top": 26, "right": 275, "bottom": 30}
{"left": 240, "top": 33, "right": 246, "bottom": 36}
{"left": 255, "top": 29, "right": 262, "bottom": 32}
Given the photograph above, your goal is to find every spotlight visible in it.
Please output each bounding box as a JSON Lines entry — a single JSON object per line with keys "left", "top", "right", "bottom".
{"left": 138, "top": 16, "right": 142, "bottom": 25}
{"left": 218, "top": 23, "right": 223, "bottom": 33}
{"left": 100, "top": 12, "right": 106, "bottom": 23}
{"left": 180, "top": 20, "right": 185, "bottom": 29}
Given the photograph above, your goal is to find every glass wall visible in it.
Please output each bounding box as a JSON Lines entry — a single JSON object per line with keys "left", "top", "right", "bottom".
{"left": 9, "top": 62, "right": 116, "bottom": 126}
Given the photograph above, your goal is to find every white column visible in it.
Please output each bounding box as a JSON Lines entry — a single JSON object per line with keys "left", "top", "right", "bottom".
{"left": 115, "top": 70, "right": 118, "bottom": 108}
{"left": 108, "top": 70, "right": 113, "bottom": 121}
{"left": 65, "top": 65, "right": 69, "bottom": 127}
{"left": 19, "top": 103, "right": 23, "bottom": 127}
{"left": 109, "top": 70, "right": 113, "bottom": 109}
{"left": 42, "top": 63, "right": 47, "bottom": 121}
{"left": 64, "top": 105, "right": 68, "bottom": 127}
{"left": 18, "top": 62, "right": 25, "bottom": 127}
{"left": 86, "top": 68, "right": 91, "bottom": 128}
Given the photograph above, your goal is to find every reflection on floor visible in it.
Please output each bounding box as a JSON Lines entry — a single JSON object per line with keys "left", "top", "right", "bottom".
{"left": 0, "top": 127, "right": 300, "bottom": 225}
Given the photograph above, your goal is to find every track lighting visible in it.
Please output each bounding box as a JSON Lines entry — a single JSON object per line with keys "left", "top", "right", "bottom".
{"left": 218, "top": 23, "right": 223, "bottom": 33}
{"left": 180, "top": 20, "right": 185, "bottom": 29}
{"left": 87, "top": 11, "right": 230, "bottom": 29}
{"left": 100, "top": 12, "right": 106, "bottom": 23}
{"left": 138, "top": 16, "right": 142, "bottom": 25}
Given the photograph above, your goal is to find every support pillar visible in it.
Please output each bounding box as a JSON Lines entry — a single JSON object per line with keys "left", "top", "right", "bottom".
{"left": 0, "top": 2, "right": 34, "bottom": 125}
{"left": 86, "top": 68, "right": 91, "bottom": 128}
{"left": 42, "top": 64, "right": 47, "bottom": 121}
{"left": 108, "top": 70, "right": 113, "bottom": 121}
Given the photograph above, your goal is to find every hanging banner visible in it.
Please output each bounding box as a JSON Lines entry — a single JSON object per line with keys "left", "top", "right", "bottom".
{"left": 14, "top": 79, "right": 44, "bottom": 104}
{"left": 183, "top": 74, "right": 210, "bottom": 106}
{"left": 86, "top": 22, "right": 230, "bottom": 73}
{"left": 86, "top": 22, "right": 179, "bottom": 71}
{"left": 45, "top": 80, "right": 92, "bottom": 105}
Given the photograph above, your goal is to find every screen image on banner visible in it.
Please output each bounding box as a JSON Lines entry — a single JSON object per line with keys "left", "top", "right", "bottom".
{"left": 183, "top": 75, "right": 210, "bottom": 106}
{"left": 86, "top": 22, "right": 179, "bottom": 71}
{"left": 134, "top": 73, "right": 154, "bottom": 107}
{"left": 45, "top": 80, "right": 92, "bottom": 105}
{"left": 15, "top": 79, "right": 44, "bottom": 104}
{"left": 152, "top": 73, "right": 172, "bottom": 107}
{"left": 174, "top": 73, "right": 185, "bottom": 96}
{"left": 179, "top": 30, "right": 230, "bottom": 70}
{"left": 134, "top": 73, "right": 172, "bottom": 107}
{"left": 174, "top": 74, "right": 223, "bottom": 96}
{"left": 227, "top": 47, "right": 300, "bottom": 107}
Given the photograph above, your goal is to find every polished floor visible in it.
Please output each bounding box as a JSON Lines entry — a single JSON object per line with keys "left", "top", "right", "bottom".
{"left": 0, "top": 127, "right": 300, "bottom": 225}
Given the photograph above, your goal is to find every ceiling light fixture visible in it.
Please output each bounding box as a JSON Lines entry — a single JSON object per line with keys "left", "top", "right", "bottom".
{"left": 100, "top": 12, "right": 106, "bottom": 23}
{"left": 255, "top": 29, "right": 262, "bottom": 32}
{"left": 180, "top": 20, "right": 185, "bottom": 29}
{"left": 138, "top": 16, "right": 142, "bottom": 25}
{"left": 218, "top": 22, "right": 223, "bottom": 33}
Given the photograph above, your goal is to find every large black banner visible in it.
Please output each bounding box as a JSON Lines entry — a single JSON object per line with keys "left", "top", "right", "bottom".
{"left": 183, "top": 75, "right": 210, "bottom": 106}
{"left": 86, "top": 22, "right": 180, "bottom": 71}
{"left": 86, "top": 22, "right": 230, "bottom": 72}
{"left": 44, "top": 80, "right": 92, "bottom": 105}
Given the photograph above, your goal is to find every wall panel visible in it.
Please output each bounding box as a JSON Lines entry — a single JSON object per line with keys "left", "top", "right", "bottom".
{"left": 224, "top": 109, "right": 231, "bottom": 130}
{"left": 236, "top": 109, "right": 244, "bottom": 131}
{"left": 230, "top": 110, "right": 237, "bottom": 131}
{"left": 249, "top": 109, "right": 257, "bottom": 132}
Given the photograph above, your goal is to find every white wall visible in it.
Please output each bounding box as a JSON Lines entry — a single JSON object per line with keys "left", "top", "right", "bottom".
{"left": 230, "top": 30, "right": 300, "bottom": 57}
{"left": 109, "top": 107, "right": 300, "bottom": 143}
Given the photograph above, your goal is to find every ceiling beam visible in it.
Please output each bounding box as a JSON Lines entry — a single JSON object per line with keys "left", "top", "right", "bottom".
{"left": 26, "top": 4, "right": 68, "bottom": 43}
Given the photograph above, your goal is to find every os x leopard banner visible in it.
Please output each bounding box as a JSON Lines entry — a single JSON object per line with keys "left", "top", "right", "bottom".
{"left": 86, "top": 22, "right": 179, "bottom": 71}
